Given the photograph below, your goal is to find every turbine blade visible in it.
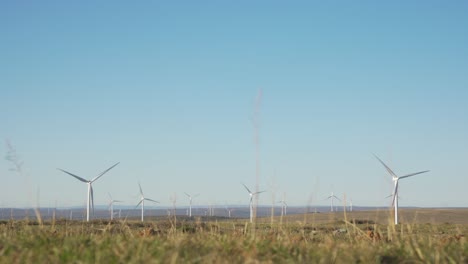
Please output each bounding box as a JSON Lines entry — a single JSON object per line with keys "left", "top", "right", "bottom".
{"left": 91, "top": 162, "right": 120, "bottom": 182}
{"left": 138, "top": 182, "right": 144, "bottom": 196}
{"left": 184, "top": 192, "right": 190, "bottom": 197}
{"left": 388, "top": 195, "right": 401, "bottom": 200}
{"left": 242, "top": 183, "right": 252, "bottom": 194}
{"left": 391, "top": 181, "right": 399, "bottom": 207}
{"left": 399, "top": 170, "right": 430, "bottom": 179}
{"left": 57, "top": 168, "right": 88, "bottom": 183}
{"left": 145, "top": 198, "right": 159, "bottom": 203}
{"left": 136, "top": 199, "right": 143, "bottom": 208}
{"left": 253, "top": 191, "right": 266, "bottom": 195}
{"left": 373, "top": 154, "right": 398, "bottom": 178}
{"left": 333, "top": 195, "right": 341, "bottom": 201}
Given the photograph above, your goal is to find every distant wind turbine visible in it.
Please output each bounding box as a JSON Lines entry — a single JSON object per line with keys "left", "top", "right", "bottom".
{"left": 326, "top": 192, "right": 341, "bottom": 212}
{"left": 278, "top": 193, "right": 288, "bottom": 217}
{"left": 136, "top": 182, "right": 159, "bottom": 222}
{"left": 184, "top": 192, "right": 199, "bottom": 217}
{"left": 242, "top": 183, "right": 265, "bottom": 223}
{"left": 225, "top": 206, "right": 234, "bottom": 218}
{"left": 108, "top": 193, "right": 122, "bottom": 221}
{"left": 58, "top": 162, "right": 120, "bottom": 222}
{"left": 374, "top": 154, "right": 429, "bottom": 225}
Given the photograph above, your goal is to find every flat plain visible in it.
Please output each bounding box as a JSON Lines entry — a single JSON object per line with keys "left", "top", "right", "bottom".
{"left": 0, "top": 208, "right": 467, "bottom": 263}
{"left": 272, "top": 208, "right": 468, "bottom": 225}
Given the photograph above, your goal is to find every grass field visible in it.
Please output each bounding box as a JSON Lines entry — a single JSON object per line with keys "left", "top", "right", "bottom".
{"left": 1, "top": 209, "right": 467, "bottom": 263}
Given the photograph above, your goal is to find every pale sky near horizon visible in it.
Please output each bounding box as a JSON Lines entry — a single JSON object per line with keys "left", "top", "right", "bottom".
{"left": 1, "top": 1, "right": 467, "bottom": 209}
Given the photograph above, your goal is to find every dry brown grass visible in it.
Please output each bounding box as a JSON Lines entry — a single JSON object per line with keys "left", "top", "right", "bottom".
{"left": 264, "top": 208, "right": 468, "bottom": 225}
{"left": 0, "top": 208, "right": 467, "bottom": 263}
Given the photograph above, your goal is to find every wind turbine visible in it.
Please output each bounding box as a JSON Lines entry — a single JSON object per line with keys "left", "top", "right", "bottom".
{"left": 326, "top": 192, "right": 341, "bottom": 212}
{"left": 278, "top": 194, "right": 288, "bottom": 217}
{"left": 136, "top": 182, "right": 159, "bottom": 222}
{"left": 209, "top": 203, "right": 215, "bottom": 216}
{"left": 242, "top": 183, "right": 265, "bottom": 223}
{"left": 374, "top": 155, "right": 429, "bottom": 225}
{"left": 225, "top": 206, "right": 235, "bottom": 218}
{"left": 108, "top": 193, "right": 122, "bottom": 221}
{"left": 58, "top": 162, "right": 120, "bottom": 222}
{"left": 184, "top": 192, "right": 199, "bottom": 217}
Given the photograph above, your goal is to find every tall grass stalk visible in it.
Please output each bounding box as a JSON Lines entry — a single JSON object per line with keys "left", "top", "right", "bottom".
{"left": 5, "top": 140, "right": 43, "bottom": 225}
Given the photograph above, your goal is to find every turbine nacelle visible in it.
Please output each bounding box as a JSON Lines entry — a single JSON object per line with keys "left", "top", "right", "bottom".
{"left": 136, "top": 197, "right": 159, "bottom": 207}
{"left": 242, "top": 183, "right": 265, "bottom": 197}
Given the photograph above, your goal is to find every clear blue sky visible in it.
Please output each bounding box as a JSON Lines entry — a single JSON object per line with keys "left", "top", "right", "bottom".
{"left": 1, "top": 1, "right": 467, "bottom": 209}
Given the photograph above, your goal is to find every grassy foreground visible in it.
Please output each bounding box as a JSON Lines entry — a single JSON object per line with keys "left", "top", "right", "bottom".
{"left": 0, "top": 215, "right": 467, "bottom": 263}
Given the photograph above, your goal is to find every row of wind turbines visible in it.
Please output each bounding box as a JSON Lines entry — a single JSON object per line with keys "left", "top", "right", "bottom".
{"left": 56, "top": 162, "right": 252, "bottom": 222}
{"left": 57, "top": 154, "right": 429, "bottom": 225}
{"left": 58, "top": 162, "right": 158, "bottom": 222}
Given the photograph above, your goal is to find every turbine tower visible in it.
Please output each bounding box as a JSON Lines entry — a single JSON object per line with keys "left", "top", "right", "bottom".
{"left": 136, "top": 182, "right": 159, "bottom": 222}
{"left": 242, "top": 183, "right": 265, "bottom": 223}
{"left": 184, "top": 192, "right": 199, "bottom": 217}
{"left": 374, "top": 154, "right": 429, "bottom": 225}
{"left": 326, "top": 192, "right": 340, "bottom": 212}
{"left": 58, "top": 162, "right": 120, "bottom": 222}
{"left": 108, "top": 193, "right": 122, "bottom": 221}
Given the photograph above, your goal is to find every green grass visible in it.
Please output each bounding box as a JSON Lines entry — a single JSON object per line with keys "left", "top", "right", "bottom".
{"left": 0, "top": 215, "right": 467, "bottom": 263}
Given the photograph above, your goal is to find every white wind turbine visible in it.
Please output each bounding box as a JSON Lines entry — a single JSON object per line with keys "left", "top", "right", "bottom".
{"left": 278, "top": 193, "right": 288, "bottom": 217}
{"left": 326, "top": 192, "right": 341, "bottom": 212}
{"left": 136, "top": 182, "right": 159, "bottom": 222}
{"left": 242, "top": 183, "right": 265, "bottom": 223}
{"left": 108, "top": 193, "right": 123, "bottom": 221}
{"left": 58, "top": 162, "right": 120, "bottom": 222}
{"left": 225, "top": 206, "right": 234, "bottom": 218}
{"left": 184, "top": 192, "right": 199, "bottom": 217}
{"left": 374, "top": 155, "right": 429, "bottom": 225}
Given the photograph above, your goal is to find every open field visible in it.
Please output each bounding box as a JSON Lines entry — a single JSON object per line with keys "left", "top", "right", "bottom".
{"left": 0, "top": 208, "right": 467, "bottom": 263}
{"left": 268, "top": 208, "right": 468, "bottom": 225}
